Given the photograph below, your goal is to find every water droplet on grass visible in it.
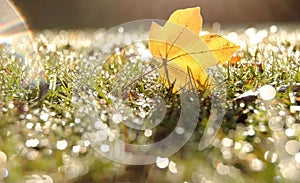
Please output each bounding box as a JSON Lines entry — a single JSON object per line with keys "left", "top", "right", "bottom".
{"left": 247, "top": 128, "right": 256, "bottom": 136}
{"left": 72, "top": 145, "right": 81, "bottom": 153}
{"left": 26, "top": 150, "right": 39, "bottom": 160}
{"left": 0, "top": 151, "right": 7, "bottom": 163}
{"left": 40, "top": 113, "right": 49, "bottom": 121}
{"left": 100, "top": 113, "right": 108, "bottom": 122}
{"left": 175, "top": 127, "right": 185, "bottom": 135}
{"left": 295, "top": 153, "right": 300, "bottom": 163}
{"left": 74, "top": 118, "right": 81, "bottom": 124}
{"left": 241, "top": 143, "right": 254, "bottom": 153}
{"left": 221, "top": 147, "right": 232, "bottom": 159}
{"left": 264, "top": 151, "right": 278, "bottom": 163}
{"left": 222, "top": 138, "right": 233, "bottom": 147}
{"left": 270, "top": 25, "right": 278, "bottom": 33}
{"left": 26, "top": 122, "right": 34, "bottom": 129}
{"left": 94, "top": 121, "right": 107, "bottom": 130}
{"left": 156, "top": 157, "right": 169, "bottom": 169}
{"left": 290, "top": 106, "right": 300, "bottom": 113}
{"left": 100, "top": 144, "right": 110, "bottom": 153}
{"left": 26, "top": 114, "right": 33, "bottom": 120}
{"left": 56, "top": 140, "right": 68, "bottom": 150}
{"left": 280, "top": 158, "right": 299, "bottom": 180}
{"left": 285, "top": 128, "right": 295, "bottom": 137}
{"left": 268, "top": 116, "right": 284, "bottom": 131}
{"left": 144, "top": 129, "right": 152, "bottom": 137}
{"left": 250, "top": 158, "right": 264, "bottom": 171}
{"left": 285, "top": 140, "right": 300, "bottom": 155}
{"left": 118, "top": 27, "right": 124, "bottom": 33}
{"left": 26, "top": 138, "right": 39, "bottom": 148}
{"left": 168, "top": 161, "right": 178, "bottom": 174}
{"left": 112, "top": 113, "right": 123, "bottom": 124}
{"left": 259, "top": 85, "right": 276, "bottom": 100}
{"left": 7, "top": 102, "right": 14, "bottom": 109}
{"left": 216, "top": 163, "right": 230, "bottom": 175}
{"left": 286, "top": 116, "right": 296, "bottom": 125}
{"left": 234, "top": 142, "right": 242, "bottom": 150}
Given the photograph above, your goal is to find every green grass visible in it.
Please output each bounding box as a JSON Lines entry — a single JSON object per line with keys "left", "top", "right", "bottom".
{"left": 1, "top": 25, "right": 300, "bottom": 182}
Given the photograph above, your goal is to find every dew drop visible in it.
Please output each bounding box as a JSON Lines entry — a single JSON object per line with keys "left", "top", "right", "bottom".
{"left": 285, "top": 128, "right": 295, "bottom": 137}
{"left": 72, "top": 145, "right": 81, "bottom": 153}
{"left": 26, "top": 114, "right": 33, "bottom": 120}
{"left": 239, "top": 102, "right": 245, "bottom": 108}
{"left": 270, "top": 25, "right": 278, "bottom": 33}
{"left": 189, "top": 97, "right": 194, "bottom": 102}
{"left": 241, "top": 143, "right": 254, "bottom": 153}
{"left": 156, "top": 157, "right": 169, "bottom": 169}
{"left": 100, "top": 144, "right": 110, "bottom": 153}
{"left": 250, "top": 158, "right": 264, "bottom": 171}
{"left": 26, "top": 122, "right": 34, "bottom": 129}
{"left": 168, "top": 161, "right": 178, "bottom": 174}
{"left": 100, "top": 113, "right": 108, "bottom": 122}
{"left": 245, "top": 27, "right": 256, "bottom": 36}
{"left": 222, "top": 138, "right": 233, "bottom": 147}
{"left": 40, "top": 113, "right": 49, "bottom": 121}
{"left": 280, "top": 158, "right": 298, "bottom": 180}
{"left": 285, "top": 140, "right": 300, "bottom": 155}
{"left": 221, "top": 147, "right": 232, "bottom": 159}
{"left": 112, "top": 113, "right": 123, "bottom": 124}
{"left": 0, "top": 151, "right": 7, "bottom": 163}
{"left": 175, "top": 127, "right": 185, "bottom": 135}
{"left": 26, "top": 150, "right": 39, "bottom": 160}
{"left": 7, "top": 102, "right": 14, "bottom": 109}
{"left": 74, "top": 118, "right": 81, "bottom": 124}
{"left": 206, "top": 127, "right": 214, "bottom": 135}
{"left": 144, "top": 129, "right": 152, "bottom": 137}
{"left": 26, "top": 138, "right": 40, "bottom": 148}
{"left": 56, "top": 140, "right": 68, "bottom": 150}
{"left": 71, "top": 96, "right": 77, "bottom": 102}
{"left": 94, "top": 121, "right": 107, "bottom": 130}
{"left": 279, "top": 110, "right": 285, "bottom": 116}
{"left": 118, "top": 27, "right": 124, "bottom": 33}
{"left": 212, "top": 22, "right": 221, "bottom": 31}
{"left": 295, "top": 153, "right": 300, "bottom": 163}
{"left": 216, "top": 163, "right": 230, "bottom": 175}
{"left": 247, "top": 128, "right": 256, "bottom": 136}
{"left": 268, "top": 116, "right": 284, "bottom": 131}
{"left": 259, "top": 85, "right": 276, "bottom": 100}
{"left": 286, "top": 116, "right": 296, "bottom": 125}
{"left": 234, "top": 142, "right": 242, "bottom": 150}
{"left": 4, "top": 169, "right": 8, "bottom": 178}
{"left": 264, "top": 151, "right": 278, "bottom": 163}
{"left": 290, "top": 106, "right": 300, "bottom": 112}
{"left": 93, "top": 130, "right": 108, "bottom": 141}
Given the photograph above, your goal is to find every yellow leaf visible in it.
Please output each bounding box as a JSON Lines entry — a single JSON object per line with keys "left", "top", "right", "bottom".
{"left": 158, "top": 53, "right": 211, "bottom": 92}
{"left": 201, "top": 34, "right": 240, "bottom": 65}
{"left": 168, "top": 7, "right": 202, "bottom": 35}
{"left": 148, "top": 7, "right": 240, "bottom": 92}
{"left": 149, "top": 22, "right": 215, "bottom": 92}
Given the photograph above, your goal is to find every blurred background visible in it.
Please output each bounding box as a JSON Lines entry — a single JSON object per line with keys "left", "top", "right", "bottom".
{"left": 11, "top": 0, "right": 300, "bottom": 30}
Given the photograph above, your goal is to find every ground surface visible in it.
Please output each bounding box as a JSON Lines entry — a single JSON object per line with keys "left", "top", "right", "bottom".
{"left": 0, "top": 23, "right": 300, "bottom": 183}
